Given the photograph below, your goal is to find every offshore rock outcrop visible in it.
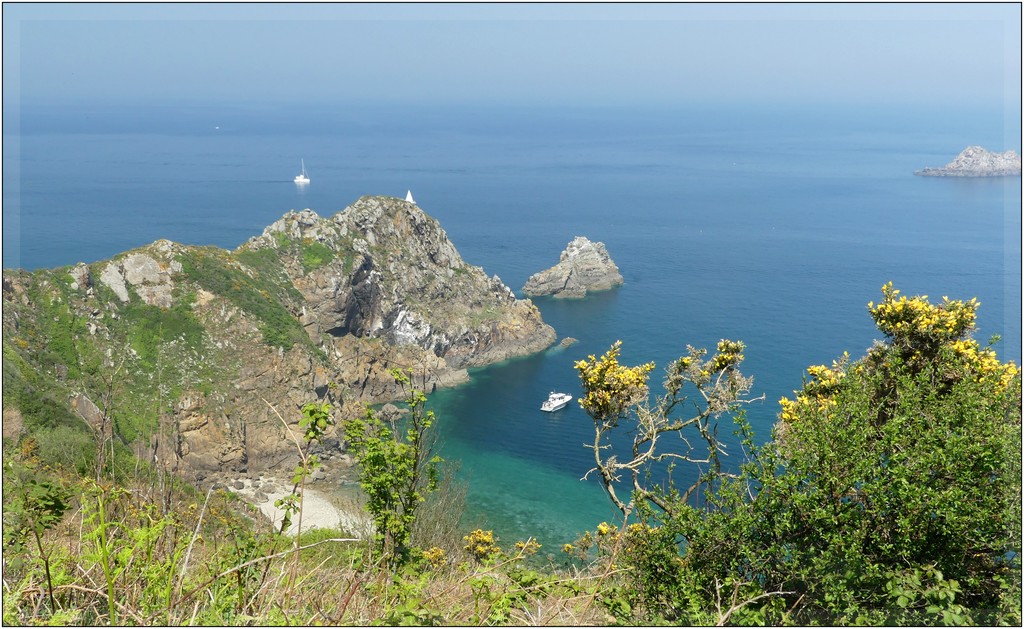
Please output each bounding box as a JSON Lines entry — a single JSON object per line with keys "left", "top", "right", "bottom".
{"left": 915, "top": 146, "right": 1022, "bottom": 177}
{"left": 2, "top": 195, "right": 555, "bottom": 481}
{"left": 523, "top": 236, "right": 624, "bottom": 299}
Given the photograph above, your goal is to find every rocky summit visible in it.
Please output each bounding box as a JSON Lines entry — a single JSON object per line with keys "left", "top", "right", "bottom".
{"left": 914, "top": 146, "right": 1022, "bottom": 177}
{"left": 2, "top": 195, "right": 555, "bottom": 481}
{"left": 522, "top": 236, "right": 624, "bottom": 299}
{"left": 246, "top": 196, "right": 555, "bottom": 371}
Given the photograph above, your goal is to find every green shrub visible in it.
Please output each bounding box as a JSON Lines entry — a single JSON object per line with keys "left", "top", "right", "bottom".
{"left": 14, "top": 277, "right": 88, "bottom": 380}
{"left": 344, "top": 369, "right": 443, "bottom": 566}
{"left": 3, "top": 342, "right": 83, "bottom": 435}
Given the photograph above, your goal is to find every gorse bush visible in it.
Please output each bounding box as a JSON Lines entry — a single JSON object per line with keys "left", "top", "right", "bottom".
{"left": 463, "top": 529, "right": 501, "bottom": 562}
{"left": 574, "top": 337, "right": 760, "bottom": 518}
{"left": 759, "top": 284, "right": 1022, "bottom": 624}
{"left": 574, "top": 284, "right": 1021, "bottom": 625}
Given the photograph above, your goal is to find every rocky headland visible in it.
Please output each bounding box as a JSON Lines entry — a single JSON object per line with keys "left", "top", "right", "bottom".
{"left": 522, "top": 236, "right": 624, "bottom": 299}
{"left": 2, "top": 195, "right": 555, "bottom": 486}
{"left": 914, "top": 146, "right": 1022, "bottom": 177}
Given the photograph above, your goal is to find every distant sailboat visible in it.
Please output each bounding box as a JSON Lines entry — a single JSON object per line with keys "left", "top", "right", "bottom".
{"left": 405, "top": 190, "right": 415, "bottom": 204}
{"left": 294, "top": 159, "right": 310, "bottom": 184}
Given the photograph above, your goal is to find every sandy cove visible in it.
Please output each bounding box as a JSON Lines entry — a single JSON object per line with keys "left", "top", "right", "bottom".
{"left": 225, "top": 475, "right": 372, "bottom": 537}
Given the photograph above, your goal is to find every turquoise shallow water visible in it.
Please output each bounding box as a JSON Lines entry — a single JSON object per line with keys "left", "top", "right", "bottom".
{"left": 5, "top": 102, "right": 1020, "bottom": 546}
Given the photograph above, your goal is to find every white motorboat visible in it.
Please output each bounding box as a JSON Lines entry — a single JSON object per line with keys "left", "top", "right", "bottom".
{"left": 294, "top": 159, "right": 310, "bottom": 184}
{"left": 541, "top": 391, "right": 573, "bottom": 412}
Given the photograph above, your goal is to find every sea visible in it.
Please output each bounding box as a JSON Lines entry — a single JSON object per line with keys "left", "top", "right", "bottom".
{"left": 4, "top": 101, "right": 1021, "bottom": 548}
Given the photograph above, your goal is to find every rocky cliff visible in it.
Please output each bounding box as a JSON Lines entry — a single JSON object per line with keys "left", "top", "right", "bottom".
{"left": 522, "top": 236, "right": 624, "bottom": 299}
{"left": 2, "top": 195, "right": 555, "bottom": 482}
{"left": 915, "top": 146, "right": 1022, "bottom": 177}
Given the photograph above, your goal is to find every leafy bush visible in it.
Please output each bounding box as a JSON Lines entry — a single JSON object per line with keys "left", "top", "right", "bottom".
{"left": 344, "top": 369, "right": 443, "bottom": 566}
{"left": 2, "top": 461, "right": 70, "bottom": 615}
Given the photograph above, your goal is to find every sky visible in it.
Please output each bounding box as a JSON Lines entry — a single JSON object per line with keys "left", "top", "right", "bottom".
{"left": 2, "top": 2, "right": 1021, "bottom": 113}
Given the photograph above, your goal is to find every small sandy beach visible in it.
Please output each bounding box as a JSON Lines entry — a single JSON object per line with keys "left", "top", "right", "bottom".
{"left": 227, "top": 475, "right": 372, "bottom": 537}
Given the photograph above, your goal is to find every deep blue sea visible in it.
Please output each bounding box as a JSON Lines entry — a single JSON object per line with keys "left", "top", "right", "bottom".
{"left": 4, "top": 102, "right": 1021, "bottom": 547}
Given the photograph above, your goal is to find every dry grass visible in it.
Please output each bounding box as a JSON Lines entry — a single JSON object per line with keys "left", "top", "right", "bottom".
{"left": 2, "top": 465, "right": 617, "bottom": 626}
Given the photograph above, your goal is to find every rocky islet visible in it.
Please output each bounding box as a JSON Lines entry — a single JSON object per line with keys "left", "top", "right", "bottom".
{"left": 522, "top": 236, "right": 624, "bottom": 299}
{"left": 914, "top": 146, "right": 1022, "bottom": 177}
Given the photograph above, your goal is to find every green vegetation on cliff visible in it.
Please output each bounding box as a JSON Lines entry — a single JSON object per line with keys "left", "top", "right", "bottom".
{"left": 178, "top": 246, "right": 311, "bottom": 351}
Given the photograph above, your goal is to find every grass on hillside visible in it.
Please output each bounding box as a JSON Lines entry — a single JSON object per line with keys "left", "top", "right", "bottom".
{"left": 1, "top": 431, "right": 625, "bottom": 626}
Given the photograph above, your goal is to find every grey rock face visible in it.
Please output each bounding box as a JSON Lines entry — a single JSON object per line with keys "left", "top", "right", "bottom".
{"left": 70, "top": 393, "right": 105, "bottom": 431}
{"left": 98, "top": 262, "right": 130, "bottom": 302}
{"left": 523, "top": 236, "right": 624, "bottom": 299}
{"left": 246, "top": 195, "right": 556, "bottom": 374}
{"left": 169, "top": 196, "right": 554, "bottom": 474}
{"left": 68, "top": 263, "right": 92, "bottom": 291}
{"left": 915, "top": 146, "right": 1022, "bottom": 177}
{"left": 97, "top": 246, "right": 181, "bottom": 307}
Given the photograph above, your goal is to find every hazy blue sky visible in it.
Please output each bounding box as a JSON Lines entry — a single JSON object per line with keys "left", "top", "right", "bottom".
{"left": 3, "top": 2, "right": 1021, "bottom": 111}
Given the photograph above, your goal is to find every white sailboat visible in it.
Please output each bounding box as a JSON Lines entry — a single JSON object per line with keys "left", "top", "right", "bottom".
{"left": 294, "top": 159, "right": 310, "bottom": 184}
{"left": 405, "top": 190, "right": 415, "bottom": 204}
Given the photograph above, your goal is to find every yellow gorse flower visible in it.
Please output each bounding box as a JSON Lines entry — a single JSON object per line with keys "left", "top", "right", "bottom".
{"left": 463, "top": 529, "right": 501, "bottom": 560}
{"left": 626, "top": 522, "right": 652, "bottom": 536}
{"left": 869, "top": 282, "right": 978, "bottom": 344}
{"left": 421, "top": 546, "right": 446, "bottom": 568}
{"left": 708, "top": 339, "right": 746, "bottom": 372}
{"left": 575, "top": 341, "right": 655, "bottom": 420}
{"left": 948, "top": 337, "right": 1019, "bottom": 392}
{"left": 514, "top": 539, "right": 541, "bottom": 555}
{"left": 780, "top": 284, "right": 1020, "bottom": 423}
{"left": 778, "top": 351, "right": 851, "bottom": 423}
